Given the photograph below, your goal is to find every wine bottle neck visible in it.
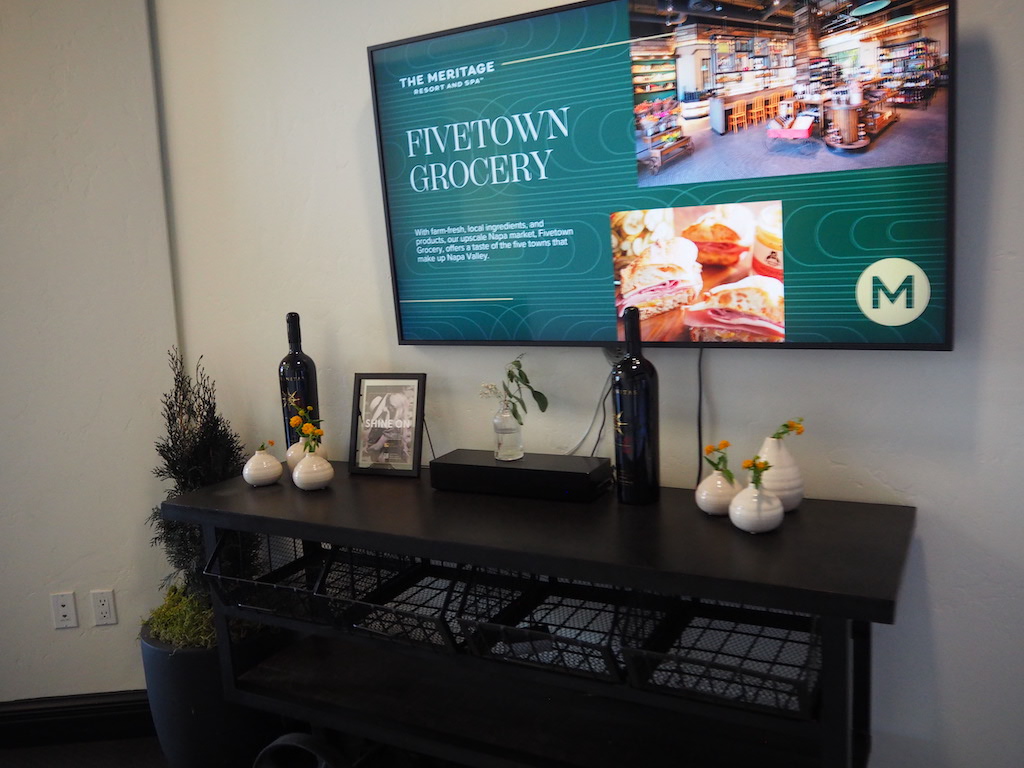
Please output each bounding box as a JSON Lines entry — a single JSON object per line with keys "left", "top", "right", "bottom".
{"left": 623, "top": 307, "right": 644, "bottom": 358}
{"left": 286, "top": 312, "right": 302, "bottom": 350}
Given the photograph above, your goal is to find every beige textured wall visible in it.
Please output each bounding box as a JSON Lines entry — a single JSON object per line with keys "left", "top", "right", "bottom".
{"left": 0, "top": 0, "right": 177, "bottom": 699}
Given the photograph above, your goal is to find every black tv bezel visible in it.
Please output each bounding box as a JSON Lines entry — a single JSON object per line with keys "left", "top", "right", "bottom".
{"left": 367, "top": 0, "right": 955, "bottom": 352}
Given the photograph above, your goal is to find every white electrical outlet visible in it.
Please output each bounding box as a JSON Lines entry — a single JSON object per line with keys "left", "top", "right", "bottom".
{"left": 90, "top": 589, "right": 117, "bottom": 626}
{"left": 51, "top": 592, "right": 78, "bottom": 629}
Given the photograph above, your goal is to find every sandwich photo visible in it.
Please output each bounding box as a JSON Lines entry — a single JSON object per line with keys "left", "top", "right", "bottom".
{"left": 680, "top": 204, "right": 755, "bottom": 267}
{"left": 684, "top": 274, "right": 785, "bottom": 343}
{"left": 616, "top": 236, "right": 703, "bottom": 320}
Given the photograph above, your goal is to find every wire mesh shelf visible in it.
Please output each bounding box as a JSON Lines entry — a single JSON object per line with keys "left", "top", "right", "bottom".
{"left": 205, "top": 532, "right": 333, "bottom": 622}
{"left": 206, "top": 532, "right": 535, "bottom": 652}
{"left": 205, "top": 532, "right": 416, "bottom": 625}
{"left": 347, "top": 563, "right": 536, "bottom": 652}
{"left": 207, "top": 532, "right": 821, "bottom": 714}
{"left": 466, "top": 580, "right": 674, "bottom": 682}
{"left": 623, "top": 600, "right": 822, "bottom": 718}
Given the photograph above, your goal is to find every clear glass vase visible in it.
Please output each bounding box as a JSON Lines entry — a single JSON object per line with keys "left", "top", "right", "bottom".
{"left": 493, "top": 405, "right": 524, "bottom": 461}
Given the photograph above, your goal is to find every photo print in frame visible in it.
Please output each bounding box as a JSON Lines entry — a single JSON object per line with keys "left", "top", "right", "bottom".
{"left": 349, "top": 373, "right": 426, "bottom": 476}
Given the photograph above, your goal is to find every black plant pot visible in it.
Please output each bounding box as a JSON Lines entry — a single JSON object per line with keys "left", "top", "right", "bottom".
{"left": 140, "top": 626, "right": 275, "bottom": 768}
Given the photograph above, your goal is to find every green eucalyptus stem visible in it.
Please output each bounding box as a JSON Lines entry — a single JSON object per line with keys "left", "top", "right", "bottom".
{"left": 482, "top": 354, "right": 549, "bottom": 426}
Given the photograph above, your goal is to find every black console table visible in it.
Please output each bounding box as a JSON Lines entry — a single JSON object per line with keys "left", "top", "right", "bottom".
{"left": 161, "top": 464, "right": 914, "bottom": 768}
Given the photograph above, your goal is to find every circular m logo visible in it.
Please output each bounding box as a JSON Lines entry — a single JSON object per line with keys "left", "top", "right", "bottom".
{"left": 856, "top": 258, "right": 931, "bottom": 326}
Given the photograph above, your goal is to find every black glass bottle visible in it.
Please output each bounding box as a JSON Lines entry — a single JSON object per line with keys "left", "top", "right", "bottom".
{"left": 611, "top": 306, "right": 659, "bottom": 504}
{"left": 279, "top": 312, "right": 319, "bottom": 447}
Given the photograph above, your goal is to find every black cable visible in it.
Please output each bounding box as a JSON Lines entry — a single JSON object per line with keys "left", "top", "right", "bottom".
{"left": 696, "top": 345, "right": 705, "bottom": 489}
{"left": 423, "top": 417, "right": 436, "bottom": 460}
{"left": 592, "top": 376, "right": 612, "bottom": 456}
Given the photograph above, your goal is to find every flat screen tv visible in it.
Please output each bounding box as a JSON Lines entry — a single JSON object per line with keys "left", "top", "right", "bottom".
{"left": 368, "top": 0, "right": 954, "bottom": 349}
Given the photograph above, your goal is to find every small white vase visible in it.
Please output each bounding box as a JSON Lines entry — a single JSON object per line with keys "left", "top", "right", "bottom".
{"left": 493, "top": 405, "right": 524, "bottom": 462}
{"left": 757, "top": 436, "right": 804, "bottom": 511}
{"left": 292, "top": 451, "right": 334, "bottom": 491}
{"left": 728, "top": 483, "right": 784, "bottom": 534}
{"left": 242, "top": 449, "right": 282, "bottom": 487}
{"left": 695, "top": 471, "right": 742, "bottom": 516}
{"left": 286, "top": 440, "right": 327, "bottom": 471}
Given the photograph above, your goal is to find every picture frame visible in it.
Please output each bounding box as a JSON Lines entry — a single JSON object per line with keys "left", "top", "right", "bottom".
{"left": 348, "top": 373, "right": 426, "bottom": 477}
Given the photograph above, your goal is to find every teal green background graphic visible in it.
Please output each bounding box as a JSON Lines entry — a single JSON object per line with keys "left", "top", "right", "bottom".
{"left": 370, "top": 0, "right": 950, "bottom": 347}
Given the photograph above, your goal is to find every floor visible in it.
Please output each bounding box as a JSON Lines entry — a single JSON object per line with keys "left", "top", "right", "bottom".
{"left": 0, "top": 737, "right": 169, "bottom": 768}
{"left": 0, "top": 734, "right": 463, "bottom": 768}
{"left": 637, "top": 88, "right": 949, "bottom": 188}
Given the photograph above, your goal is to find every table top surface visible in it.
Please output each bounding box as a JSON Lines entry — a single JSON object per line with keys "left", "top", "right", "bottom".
{"left": 163, "top": 463, "right": 916, "bottom": 624}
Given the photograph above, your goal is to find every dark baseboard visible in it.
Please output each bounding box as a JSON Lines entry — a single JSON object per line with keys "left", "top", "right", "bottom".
{"left": 0, "top": 690, "right": 154, "bottom": 748}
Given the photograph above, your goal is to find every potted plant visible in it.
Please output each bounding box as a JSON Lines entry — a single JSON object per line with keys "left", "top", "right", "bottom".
{"left": 141, "top": 349, "right": 270, "bottom": 768}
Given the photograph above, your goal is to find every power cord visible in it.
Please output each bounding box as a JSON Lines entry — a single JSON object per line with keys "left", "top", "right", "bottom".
{"left": 565, "top": 371, "right": 613, "bottom": 456}
{"left": 695, "top": 345, "right": 705, "bottom": 489}
{"left": 591, "top": 376, "right": 611, "bottom": 457}
{"left": 423, "top": 418, "right": 436, "bottom": 460}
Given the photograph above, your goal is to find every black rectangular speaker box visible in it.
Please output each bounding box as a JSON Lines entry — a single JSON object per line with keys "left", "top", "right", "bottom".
{"left": 429, "top": 449, "right": 612, "bottom": 502}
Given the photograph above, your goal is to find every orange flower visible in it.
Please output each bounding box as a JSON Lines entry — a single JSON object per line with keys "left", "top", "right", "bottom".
{"left": 771, "top": 417, "right": 805, "bottom": 440}
{"left": 289, "top": 415, "right": 302, "bottom": 428}
{"left": 741, "top": 454, "right": 773, "bottom": 488}
{"left": 704, "top": 440, "right": 735, "bottom": 483}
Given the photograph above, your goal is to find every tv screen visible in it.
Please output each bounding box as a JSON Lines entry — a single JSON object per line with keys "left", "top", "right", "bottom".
{"left": 368, "top": 0, "right": 954, "bottom": 349}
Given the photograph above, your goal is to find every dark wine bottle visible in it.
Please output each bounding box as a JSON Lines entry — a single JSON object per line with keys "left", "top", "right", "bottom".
{"left": 611, "top": 306, "right": 659, "bottom": 504}
{"left": 279, "top": 312, "right": 319, "bottom": 447}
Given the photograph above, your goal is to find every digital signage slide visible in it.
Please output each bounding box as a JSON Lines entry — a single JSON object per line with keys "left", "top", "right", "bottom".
{"left": 369, "top": 0, "right": 951, "bottom": 348}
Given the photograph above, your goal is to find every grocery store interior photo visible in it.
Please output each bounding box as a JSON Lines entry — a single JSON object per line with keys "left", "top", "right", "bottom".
{"left": 628, "top": 0, "right": 950, "bottom": 185}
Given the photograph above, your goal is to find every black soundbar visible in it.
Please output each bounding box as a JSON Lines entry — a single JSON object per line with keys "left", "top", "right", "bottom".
{"left": 429, "top": 449, "right": 612, "bottom": 502}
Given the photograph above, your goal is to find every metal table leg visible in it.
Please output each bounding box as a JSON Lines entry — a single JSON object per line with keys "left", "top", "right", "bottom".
{"left": 819, "top": 616, "right": 853, "bottom": 768}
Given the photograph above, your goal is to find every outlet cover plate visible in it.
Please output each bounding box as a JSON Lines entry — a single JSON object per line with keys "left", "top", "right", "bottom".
{"left": 90, "top": 589, "right": 117, "bottom": 626}
{"left": 51, "top": 592, "right": 78, "bottom": 629}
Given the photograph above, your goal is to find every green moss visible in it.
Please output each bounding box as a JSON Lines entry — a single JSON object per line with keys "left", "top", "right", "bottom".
{"left": 143, "top": 585, "right": 216, "bottom": 649}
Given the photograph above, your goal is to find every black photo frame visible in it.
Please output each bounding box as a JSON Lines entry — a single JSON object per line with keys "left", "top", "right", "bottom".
{"left": 348, "top": 373, "right": 426, "bottom": 477}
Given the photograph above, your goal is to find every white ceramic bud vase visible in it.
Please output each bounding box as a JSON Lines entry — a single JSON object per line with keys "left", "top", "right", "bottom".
{"left": 695, "top": 471, "right": 742, "bottom": 516}
{"left": 286, "top": 440, "right": 327, "bottom": 471}
{"left": 242, "top": 449, "right": 283, "bottom": 487}
{"left": 292, "top": 451, "right": 334, "bottom": 491}
{"left": 757, "top": 437, "right": 803, "bottom": 511}
{"left": 728, "top": 483, "right": 784, "bottom": 534}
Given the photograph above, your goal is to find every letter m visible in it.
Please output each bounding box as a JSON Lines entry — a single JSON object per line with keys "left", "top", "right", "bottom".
{"left": 872, "top": 274, "right": 914, "bottom": 309}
